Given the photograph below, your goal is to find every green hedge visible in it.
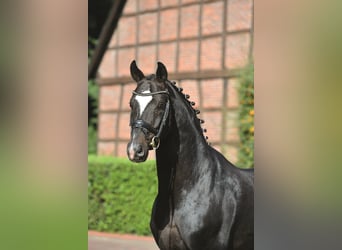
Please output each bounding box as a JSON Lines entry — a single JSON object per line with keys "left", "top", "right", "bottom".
{"left": 237, "top": 63, "right": 254, "bottom": 168}
{"left": 88, "top": 156, "right": 157, "bottom": 235}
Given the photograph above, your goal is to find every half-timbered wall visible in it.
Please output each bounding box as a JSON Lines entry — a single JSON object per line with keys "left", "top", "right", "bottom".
{"left": 97, "top": 0, "right": 253, "bottom": 164}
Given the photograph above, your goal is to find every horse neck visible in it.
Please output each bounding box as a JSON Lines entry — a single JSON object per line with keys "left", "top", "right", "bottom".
{"left": 155, "top": 85, "right": 209, "bottom": 195}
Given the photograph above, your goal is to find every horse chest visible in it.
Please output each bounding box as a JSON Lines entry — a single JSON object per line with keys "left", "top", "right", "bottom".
{"left": 152, "top": 199, "right": 189, "bottom": 249}
{"left": 155, "top": 209, "right": 226, "bottom": 250}
{"left": 153, "top": 195, "right": 216, "bottom": 250}
{"left": 158, "top": 222, "right": 188, "bottom": 250}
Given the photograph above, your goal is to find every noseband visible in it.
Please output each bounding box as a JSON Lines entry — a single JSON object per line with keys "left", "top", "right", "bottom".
{"left": 131, "top": 90, "right": 170, "bottom": 150}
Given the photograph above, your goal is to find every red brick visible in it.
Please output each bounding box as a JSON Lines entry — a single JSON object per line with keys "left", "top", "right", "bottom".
{"left": 139, "top": 13, "right": 158, "bottom": 43}
{"left": 122, "top": 83, "right": 137, "bottom": 111}
{"left": 226, "top": 145, "right": 238, "bottom": 165}
{"left": 202, "top": 1, "right": 223, "bottom": 35}
{"left": 98, "top": 113, "right": 117, "bottom": 139}
{"left": 178, "top": 40, "right": 199, "bottom": 72}
{"left": 200, "top": 37, "right": 222, "bottom": 70}
{"left": 148, "top": 152, "right": 156, "bottom": 160}
{"left": 160, "top": 9, "right": 178, "bottom": 41}
{"left": 98, "top": 50, "right": 115, "bottom": 77}
{"left": 226, "top": 126, "right": 239, "bottom": 142}
{"left": 161, "top": 0, "right": 178, "bottom": 7}
{"left": 202, "top": 111, "right": 222, "bottom": 142}
{"left": 181, "top": 80, "right": 200, "bottom": 109}
{"left": 212, "top": 144, "right": 222, "bottom": 154}
{"left": 123, "top": 0, "right": 137, "bottom": 14}
{"left": 99, "top": 85, "right": 121, "bottom": 111}
{"left": 97, "top": 0, "right": 254, "bottom": 159}
{"left": 180, "top": 5, "right": 199, "bottom": 38}
{"left": 98, "top": 142, "right": 115, "bottom": 156}
{"left": 117, "top": 142, "right": 129, "bottom": 158}
{"left": 119, "top": 17, "right": 136, "bottom": 46}
{"left": 227, "top": 78, "right": 239, "bottom": 108}
{"left": 118, "top": 112, "right": 131, "bottom": 140}
{"left": 158, "top": 43, "right": 176, "bottom": 73}
{"left": 118, "top": 48, "right": 135, "bottom": 77}
{"left": 138, "top": 45, "right": 157, "bottom": 73}
{"left": 227, "top": 0, "right": 253, "bottom": 31}
{"left": 226, "top": 110, "right": 239, "bottom": 136}
{"left": 225, "top": 33, "right": 250, "bottom": 68}
{"left": 201, "top": 79, "right": 223, "bottom": 108}
{"left": 109, "top": 31, "right": 118, "bottom": 48}
{"left": 182, "top": 0, "right": 197, "bottom": 4}
{"left": 139, "top": 0, "right": 158, "bottom": 11}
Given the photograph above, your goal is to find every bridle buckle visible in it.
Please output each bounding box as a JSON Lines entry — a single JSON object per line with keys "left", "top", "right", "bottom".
{"left": 150, "top": 136, "right": 160, "bottom": 149}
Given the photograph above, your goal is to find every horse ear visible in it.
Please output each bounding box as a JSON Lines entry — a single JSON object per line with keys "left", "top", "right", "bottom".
{"left": 156, "top": 62, "right": 168, "bottom": 81}
{"left": 130, "top": 60, "right": 145, "bottom": 83}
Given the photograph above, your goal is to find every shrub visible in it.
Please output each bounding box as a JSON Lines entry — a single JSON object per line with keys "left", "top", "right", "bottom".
{"left": 237, "top": 63, "right": 254, "bottom": 168}
{"left": 88, "top": 126, "right": 97, "bottom": 155}
{"left": 88, "top": 156, "right": 157, "bottom": 235}
{"left": 88, "top": 79, "right": 99, "bottom": 154}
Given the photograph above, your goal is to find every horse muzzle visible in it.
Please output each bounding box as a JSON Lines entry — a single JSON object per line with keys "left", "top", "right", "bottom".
{"left": 127, "top": 141, "right": 149, "bottom": 162}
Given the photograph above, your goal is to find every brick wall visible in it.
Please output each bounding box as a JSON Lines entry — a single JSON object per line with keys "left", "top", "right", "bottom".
{"left": 97, "top": 0, "right": 253, "bottom": 165}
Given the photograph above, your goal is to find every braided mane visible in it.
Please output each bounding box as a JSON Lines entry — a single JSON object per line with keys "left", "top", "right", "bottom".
{"left": 166, "top": 80, "right": 209, "bottom": 144}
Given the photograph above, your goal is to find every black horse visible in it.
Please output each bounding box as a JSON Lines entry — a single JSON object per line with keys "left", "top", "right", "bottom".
{"left": 127, "top": 61, "right": 254, "bottom": 250}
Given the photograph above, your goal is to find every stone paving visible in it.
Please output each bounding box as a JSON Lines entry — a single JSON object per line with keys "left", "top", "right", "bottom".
{"left": 88, "top": 231, "right": 159, "bottom": 250}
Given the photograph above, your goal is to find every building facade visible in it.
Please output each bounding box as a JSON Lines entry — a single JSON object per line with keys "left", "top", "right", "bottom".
{"left": 97, "top": 0, "right": 253, "bottom": 164}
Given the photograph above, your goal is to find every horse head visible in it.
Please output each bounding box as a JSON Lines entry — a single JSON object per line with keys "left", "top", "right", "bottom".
{"left": 127, "top": 60, "right": 171, "bottom": 162}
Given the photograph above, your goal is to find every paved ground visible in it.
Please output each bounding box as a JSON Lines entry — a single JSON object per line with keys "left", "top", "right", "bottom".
{"left": 88, "top": 231, "right": 159, "bottom": 250}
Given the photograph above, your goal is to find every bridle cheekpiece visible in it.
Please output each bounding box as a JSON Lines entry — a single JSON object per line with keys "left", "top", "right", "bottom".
{"left": 131, "top": 90, "right": 170, "bottom": 150}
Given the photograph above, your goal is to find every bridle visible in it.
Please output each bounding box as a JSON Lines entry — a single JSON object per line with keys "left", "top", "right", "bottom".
{"left": 130, "top": 90, "right": 170, "bottom": 150}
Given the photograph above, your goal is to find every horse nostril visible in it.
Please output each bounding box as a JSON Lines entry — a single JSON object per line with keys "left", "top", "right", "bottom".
{"left": 136, "top": 145, "right": 144, "bottom": 157}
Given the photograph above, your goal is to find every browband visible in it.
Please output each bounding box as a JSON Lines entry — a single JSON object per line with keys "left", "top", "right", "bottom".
{"left": 132, "top": 90, "right": 169, "bottom": 96}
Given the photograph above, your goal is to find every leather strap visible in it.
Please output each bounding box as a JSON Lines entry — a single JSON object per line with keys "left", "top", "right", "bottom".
{"left": 130, "top": 90, "right": 170, "bottom": 149}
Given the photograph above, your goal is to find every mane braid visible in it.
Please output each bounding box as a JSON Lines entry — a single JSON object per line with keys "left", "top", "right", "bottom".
{"left": 166, "top": 80, "right": 209, "bottom": 143}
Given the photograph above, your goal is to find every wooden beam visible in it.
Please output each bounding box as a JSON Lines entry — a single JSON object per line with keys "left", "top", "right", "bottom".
{"left": 88, "top": 0, "right": 127, "bottom": 79}
{"left": 96, "top": 68, "right": 242, "bottom": 86}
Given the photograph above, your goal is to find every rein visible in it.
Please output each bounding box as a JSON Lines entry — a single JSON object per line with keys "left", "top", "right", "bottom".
{"left": 131, "top": 90, "right": 170, "bottom": 150}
